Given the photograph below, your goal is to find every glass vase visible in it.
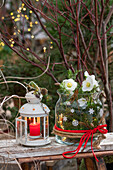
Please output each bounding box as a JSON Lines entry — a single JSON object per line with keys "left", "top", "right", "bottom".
{"left": 55, "top": 90, "right": 103, "bottom": 145}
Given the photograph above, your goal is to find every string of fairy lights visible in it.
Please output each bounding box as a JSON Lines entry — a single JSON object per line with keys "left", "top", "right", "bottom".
{"left": 0, "top": 1, "right": 53, "bottom": 53}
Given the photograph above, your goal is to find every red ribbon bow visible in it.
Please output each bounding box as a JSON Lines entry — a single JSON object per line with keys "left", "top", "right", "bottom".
{"left": 54, "top": 124, "right": 108, "bottom": 162}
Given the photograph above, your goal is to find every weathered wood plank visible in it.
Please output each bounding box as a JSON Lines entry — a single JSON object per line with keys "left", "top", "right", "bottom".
{"left": 0, "top": 133, "right": 113, "bottom": 161}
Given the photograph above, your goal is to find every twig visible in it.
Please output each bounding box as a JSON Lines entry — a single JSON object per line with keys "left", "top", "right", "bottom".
{"left": 0, "top": 81, "right": 28, "bottom": 94}
{"left": 0, "top": 69, "right": 8, "bottom": 90}
{"left": 6, "top": 151, "right": 22, "bottom": 170}
{"left": 0, "top": 0, "right": 5, "bottom": 8}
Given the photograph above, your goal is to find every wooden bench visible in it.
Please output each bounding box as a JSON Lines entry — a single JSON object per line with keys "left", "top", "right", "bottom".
{"left": 0, "top": 133, "right": 113, "bottom": 170}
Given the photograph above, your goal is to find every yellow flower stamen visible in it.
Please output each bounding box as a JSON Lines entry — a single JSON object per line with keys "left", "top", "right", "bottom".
{"left": 86, "top": 82, "right": 90, "bottom": 87}
{"left": 67, "top": 82, "right": 72, "bottom": 88}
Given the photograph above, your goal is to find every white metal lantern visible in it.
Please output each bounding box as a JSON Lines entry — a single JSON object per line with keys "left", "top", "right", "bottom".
{"left": 16, "top": 91, "right": 51, "bottom": 146}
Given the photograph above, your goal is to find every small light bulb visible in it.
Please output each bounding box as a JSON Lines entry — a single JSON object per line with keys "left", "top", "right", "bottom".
{"left": 23, "top": 8, "right": 26, "bottom": 11}
{"left": 43, "top": 47, "right": 46, "bottom": 53}
{"left": 10, "top": 12, "right": 13, "bottom": 16}
{"left": 28, "top": 28, "right": 31, "bottom": 31}
{"left": 31, "top": 35, "right": 34, "bottom": 39}
{"left": 35, "top": 21, "right": 38, "bottom": 24}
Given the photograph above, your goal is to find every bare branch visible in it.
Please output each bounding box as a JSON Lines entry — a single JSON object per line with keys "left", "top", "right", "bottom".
{"left": 105, "top": 4, "right": 113, "bottom": 25}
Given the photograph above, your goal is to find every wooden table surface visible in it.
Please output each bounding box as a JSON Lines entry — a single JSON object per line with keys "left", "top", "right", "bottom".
{"left": 0, "top": 133, "right": 113, "bottom": 164}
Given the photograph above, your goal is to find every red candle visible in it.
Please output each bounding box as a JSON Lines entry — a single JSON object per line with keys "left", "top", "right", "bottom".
{"left": 29, "top": 123, "right": 40, "bottom": 136}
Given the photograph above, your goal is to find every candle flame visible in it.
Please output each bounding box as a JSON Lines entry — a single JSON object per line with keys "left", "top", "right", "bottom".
{"left": 25, "top": 117, "right": 27, "bottom": 121}
{"left": 29, "top": 117, "right": 31, "bottom": 120}
{"left": 34, "top": 117, "right": 36, "bottom": 124}
{"left": 37, "top": 117, "right": 40, "bottom": 124}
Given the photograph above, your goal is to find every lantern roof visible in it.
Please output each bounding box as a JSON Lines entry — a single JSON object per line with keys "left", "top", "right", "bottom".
{"left": 19, "top": 91, "right": 50, "bottom": 117}
{"left": 19, "top": 103, "right": 50, "bottom": 117}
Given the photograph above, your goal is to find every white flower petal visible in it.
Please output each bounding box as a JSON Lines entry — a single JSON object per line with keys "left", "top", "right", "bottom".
{"left": 78, "top": 98, "right": 87, "bottom": 107}
{"left": 84, "top": 71, "right": 89, "bottom": 77}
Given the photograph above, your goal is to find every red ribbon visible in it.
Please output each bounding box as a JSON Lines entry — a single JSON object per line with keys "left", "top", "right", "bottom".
{"left": 54, "top": 124, "right": 108, "bottom": 162}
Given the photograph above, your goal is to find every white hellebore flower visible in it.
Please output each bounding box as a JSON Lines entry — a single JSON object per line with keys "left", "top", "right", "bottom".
{"left": 83, "top": 72, "right": 99, "bottom": 92}
{"left": 72, "top": 119, "right": 79, "bottom": 126}
{"left": 63, "top": 79, "right": 77, "bottom": 92}
{"left": 78, "top": 98, "right": 87, "bottom": 107}
{"left": 63, "top": 116, "right": 67, "bottom": 122}
{"left": 89, "top": 108, "right": 94, "bottom": 114}
{"left": 82, "top": 76, "right": 94, "bottom": 91}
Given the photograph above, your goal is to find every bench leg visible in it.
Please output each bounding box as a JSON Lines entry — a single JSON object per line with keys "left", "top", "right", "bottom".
{"left": 84, "top": 158, "right": 96, "bottom": 170}
{"left": 84, "top": 157, "right": 107, "bottom": 170}
{"left": 21, "top": 162, "right": 41, "bottom": 170}
{"left": 95, "top": 157, "right": 107, "bottom": 170}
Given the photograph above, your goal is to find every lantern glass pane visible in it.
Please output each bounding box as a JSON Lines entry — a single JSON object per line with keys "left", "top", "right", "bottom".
{"left": 40, "top": 116, "right": 49, "bottom": 138}
{"left": 46, "top": 116, "right": 49, "bottom": 137}
{"left": 40, "top": 117, "right": 43, "bottom": 138}
{"left": 16, "top": 117, "right": 27, "bottom": 144}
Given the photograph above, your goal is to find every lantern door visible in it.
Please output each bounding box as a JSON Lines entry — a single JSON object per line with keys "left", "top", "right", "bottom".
{"left": 16, "top": 117, "right": 27, "bottom": 144}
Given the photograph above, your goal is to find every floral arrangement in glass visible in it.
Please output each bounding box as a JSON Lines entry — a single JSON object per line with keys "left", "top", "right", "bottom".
{"left": 54, "top": 70, "right": 108, "bottom": 161}
{"left": 55, "top": 71, "right": 104, "bottom": 132}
